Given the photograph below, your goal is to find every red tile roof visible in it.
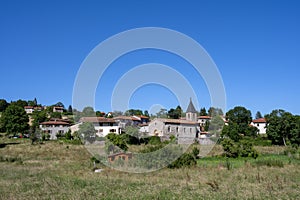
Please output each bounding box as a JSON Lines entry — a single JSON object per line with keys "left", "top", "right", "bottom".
{"left": 252, "top": 118, "right": 266, "bottom": 123}
{"left": 198, "top": 116, "right": 211, "bottom": 119}
{"left": 40, "top": 121, "right": 70, "bottom": 125}
{"left": 79, "top": 117, "right": 116, "bottom": 123}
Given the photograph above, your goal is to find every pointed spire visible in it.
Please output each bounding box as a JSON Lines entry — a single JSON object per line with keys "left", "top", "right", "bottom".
{"left": 186, "top": 98, "right": 197, "bottom": 113}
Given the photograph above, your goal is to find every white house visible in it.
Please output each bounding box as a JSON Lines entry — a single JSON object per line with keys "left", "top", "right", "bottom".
{"left": 197, "top": 116, "right": 211, "bottom": 127}
{"left": 74, "top": 117, "right": 121, "bottom": 137}
{"left": 251, "top": 118, "right": 267, "bottom": 134}
{"left": 40, "top": 118, "right": 71, "bottom": 140}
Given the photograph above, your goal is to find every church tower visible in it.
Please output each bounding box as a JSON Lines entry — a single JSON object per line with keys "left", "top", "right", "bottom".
{"left": 186, "top": 98, "right": 197, "bottom": 122}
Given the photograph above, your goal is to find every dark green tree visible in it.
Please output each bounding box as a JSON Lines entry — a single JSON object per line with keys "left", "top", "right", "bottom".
{"left": 106, "top": 133, "right": 128, "bottom": 152}
{"left": 67, "top": 105, "right": 73, "bottom": 113}
{"left": 199, "top": 107, "right": 208, "bottom": 116}
{"left": 255, "top": 111, "right": 263, "bottom": 119}
{"left": 0, "top": 104, "right": 29, "bottom": 135}
{"left": 144, "top": 110, "right": 150, "bottom": 117}
{"left": 31, "top": 110, "right": 48, "bottom": 130}
{"left": 222, "top": 106, "right": 257, "bottom": 141}
{"left": 11, "top": 99, "right": 28, "bottom": 108}
{"left": 265, "top": 109, "right": 299, "bottom": 145}
{"left": 0, "top": 99, "right": 9, "bottom": 112}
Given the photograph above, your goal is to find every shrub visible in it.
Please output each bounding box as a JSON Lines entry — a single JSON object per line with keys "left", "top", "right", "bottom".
{"left": 168, "top": 152, "right": 197, "bottom": 168}
{"left": 148, "top": 136, "right": 161, "bottom": 145}
{"left": 221, "top": 138, "right": 258, "bottom": 158}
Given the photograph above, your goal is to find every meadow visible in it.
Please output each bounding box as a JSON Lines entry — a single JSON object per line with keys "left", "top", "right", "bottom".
{"left": 0, "top": 137, "right": 299, "bottom": 200}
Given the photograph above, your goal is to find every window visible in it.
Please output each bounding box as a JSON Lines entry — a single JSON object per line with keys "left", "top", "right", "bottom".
{"left": 99, "top": 129, "right": 103, "bottom": 133}
{"left": 168, "top": 126, "right": 171, "bottom": 132}
{"left": 190, "top": 128, "right": 192, "bottom": 133}
{"left": 183, "top": 128, "right": 186, "bottom": 133}
{"left": 110, "top": 129, "right": 116, "bottom": 133}
{"left": 176, "top": 127, "right": 179, "bottom": 132}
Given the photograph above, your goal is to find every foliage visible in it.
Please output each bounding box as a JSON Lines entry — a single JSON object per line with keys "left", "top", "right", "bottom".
{"left": 78, "top": 122, "right": 96, "bottom": 143}
{"left": 0, "top": 104, "right": 29, "bottom": 135}
{"left": 67, "top": 105, "right": 73, "bottom": 113}
{"left": 50, "top": 112, "right": 62, "bottom": 119}
{"left": 221, "top": 138, "right": 258, "bottom": 158}
{"left": 124, "top": 126, "right": 142, "bottom": 144}
{"left": 31, "top": 110, "right": 48, "bottom": 130}
{"left": 168, "top": 147, "right": 199, "bottom": 168}
{"left": 148, "top": 136, "right": 161, "bottom": 145}
{"left": 106, "top": 133, "right": 128, "bottom": 153}
{"left": 0, "top": 99, "right": 9, "bottom": 112}
{"left": 167, "top": 106, "right": 182, "bottom": 119}
{"left": 54, "top": 102, "right": 65, "bottom": 109}
{"left": 265, "top": 109, "right": 300, "bottom": 145}
{"left": 255, "top": 111, "right": 263, "bottom": 119}
{"left": 199, "top": 107, "right": 208, "bottom": 116}
{"left": 156, "top": 108, "right": 168, "bottom": 118}
{"left": 124, "top": 109, "right": 143, "bottom": 116}
{"left": 208, "top": 107, "right": 223, "bottom": 117}
{"left": 10, "top": 99, "right": 28, "bottom": 108}
{"left": 222, "top": 106, "right": 258, "bottom": 141}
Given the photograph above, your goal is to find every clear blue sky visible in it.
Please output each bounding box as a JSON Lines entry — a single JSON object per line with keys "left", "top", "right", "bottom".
{"left": 1, "top": 0, "right": 299, "bottom": 116}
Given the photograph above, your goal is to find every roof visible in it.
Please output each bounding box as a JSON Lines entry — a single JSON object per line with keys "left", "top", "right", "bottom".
{"left": 24, "top": 106, "right": 34, "bottom": 109}
{"left": 252, "top": 118, "right": 266, "bottom": 123}
{"left": 114, "top": 116, "right": 133, "bottom": 120}
{"left": 198, "top": 116, "right": 211, "bottom": 119}
{"left": 186, "top": 98, "right": 197, "bottom": 113}
{"left": 79, "top": 117, "right": 116, "bottom": 123}
{"left": 154, "top": 118, "right": 198, "bottom": 125}
{"left": 40, "top": 121, "right": 70, "bottom": 125}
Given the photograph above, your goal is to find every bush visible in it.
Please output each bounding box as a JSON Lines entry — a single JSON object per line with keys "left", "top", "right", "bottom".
{"left": 148, "top": 136, "right": 161, "bottom": 145}
{"left": 221, "top": 138, "right": 258, "bottom": 158}
{"left": 168, "top": 152, "right": 197, "bottom": 168}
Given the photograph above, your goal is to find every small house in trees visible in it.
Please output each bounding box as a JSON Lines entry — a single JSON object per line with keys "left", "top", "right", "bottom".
{"left": 251, "top": 118, "right": 267, "bottom": 134}
{"left": 53, "top": 106, "right": 64, "bottom": 113}
{"left": 73, "top": 117, "right": 121, "bottom": 137}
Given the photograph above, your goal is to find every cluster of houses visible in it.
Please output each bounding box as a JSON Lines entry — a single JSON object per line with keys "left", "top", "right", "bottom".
{"left": 25, "top": 100, "right": 267, "bottom": 142}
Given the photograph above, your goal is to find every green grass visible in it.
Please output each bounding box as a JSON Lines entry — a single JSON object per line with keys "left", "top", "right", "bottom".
{"left": 0, "top": 138, "right": 300, "bottom": 199}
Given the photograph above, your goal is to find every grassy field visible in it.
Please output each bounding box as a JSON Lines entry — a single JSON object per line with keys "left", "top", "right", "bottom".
{"left": 0, "top": 137, "right": 299, "bottom": 199}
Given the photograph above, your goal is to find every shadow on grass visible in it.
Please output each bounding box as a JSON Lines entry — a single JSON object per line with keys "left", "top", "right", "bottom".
{"left": 0, "top": 142, "right": 20, "bottom": 148}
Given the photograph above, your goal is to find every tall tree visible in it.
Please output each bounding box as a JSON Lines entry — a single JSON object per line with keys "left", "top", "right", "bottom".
{"left": 31, "top": 110, "right": 48, "bottom": 130}
{"left": 144, "top": 110, "right": 149, "bottom": 117}
{"left": 255, "top": 111, "right": 263, "bottom": 119}
{"left": 199, "top": 107, "right": 208, "bottom": 116}
{"left": 67, "top": 105, "right": 73, "bottom": 113}
{"left": 265, "top": 109, "right": 299, "bottom": 146}
{"left": 222, "top": 106, "right": 257, "bottom": 141}
{"left": 0, "top": 104, "right": 29, "bottom": 135}
{"left": 156, "top": 108, "right": 167, "bottom": 118}
{"left": 0, "top": 99, "right": 9, "bottom": 112}
{"left": 208, "top": 107, "right": 223, "bottom": 117}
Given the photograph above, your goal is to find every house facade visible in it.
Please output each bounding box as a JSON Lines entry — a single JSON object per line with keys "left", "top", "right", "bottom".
{"left": 77, "top": 117, "right": 121, "bottom": 137}
{"left": 148, "top": 99, "right": 199, "bottom": 144}
{"left": 40, "top": 118, "right": 71, "bottom": 140}
{"left": 251, "top": 118, "right": 267, "bottom": 134}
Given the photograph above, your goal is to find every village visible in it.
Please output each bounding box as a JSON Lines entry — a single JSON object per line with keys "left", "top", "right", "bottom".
{"left": 22, "top": 99, "right": 267, "bottom": 144}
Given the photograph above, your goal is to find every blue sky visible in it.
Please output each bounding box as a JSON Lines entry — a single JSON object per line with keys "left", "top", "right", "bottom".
{"left": 1, "top": 0, "right": 300, "bottom": 116}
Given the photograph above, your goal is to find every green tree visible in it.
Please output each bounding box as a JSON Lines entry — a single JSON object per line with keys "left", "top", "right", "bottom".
{"left": 67, "top": 105, "right": 73, "bottom": 113}
{"left": 199, "top": 107, "right": 208, "bottom": 116}
{"left": 265, "top": 109, "right": 299, "bottom": 146}
{"left": 50, "top": 112, "right": 62, "bottom": 119}
{"left": 167, "top": 106, "right": 182, "bottom": 119}
{"left": 11, "top": 99, "right": 28, "bottom": 108}
{"left": 54, "top": 102, "right": 65, "bottom": 109}
{"left": 0, "top": 104, "right": 29, "bottom": 135}
{"left": 0, "top": 99, "right": 9, "bottom": 112}
{"left": 208, "top": 107, "right": 223, "bottom": 117}
{"left": 156, "top": 108, "right": 167, "bottom": 118}
{"left": 222, "top": 106, "right": 257, "bottom": 141}
{"left": 125, "top": 126, "right": 142, "bottom": 144}
{"left": 82, "top": 106, "right": 95, "bottom": 117}
{"left": 78, "top": 122, "right": 97, "bottom": 143}
{"left": 255, "top": 111, "right": 263, "bottom": 119}
{"left": 144, "top": 110, "right": 149, "bottom": 117}
{"left": 106, "top": 133, "right": 128, "bottom": 153}
{"left": 31, "top": 110, "right": 48, "bottom": 130}
{"left": 124, "top": 109, "right": 143, "bottom": 116}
